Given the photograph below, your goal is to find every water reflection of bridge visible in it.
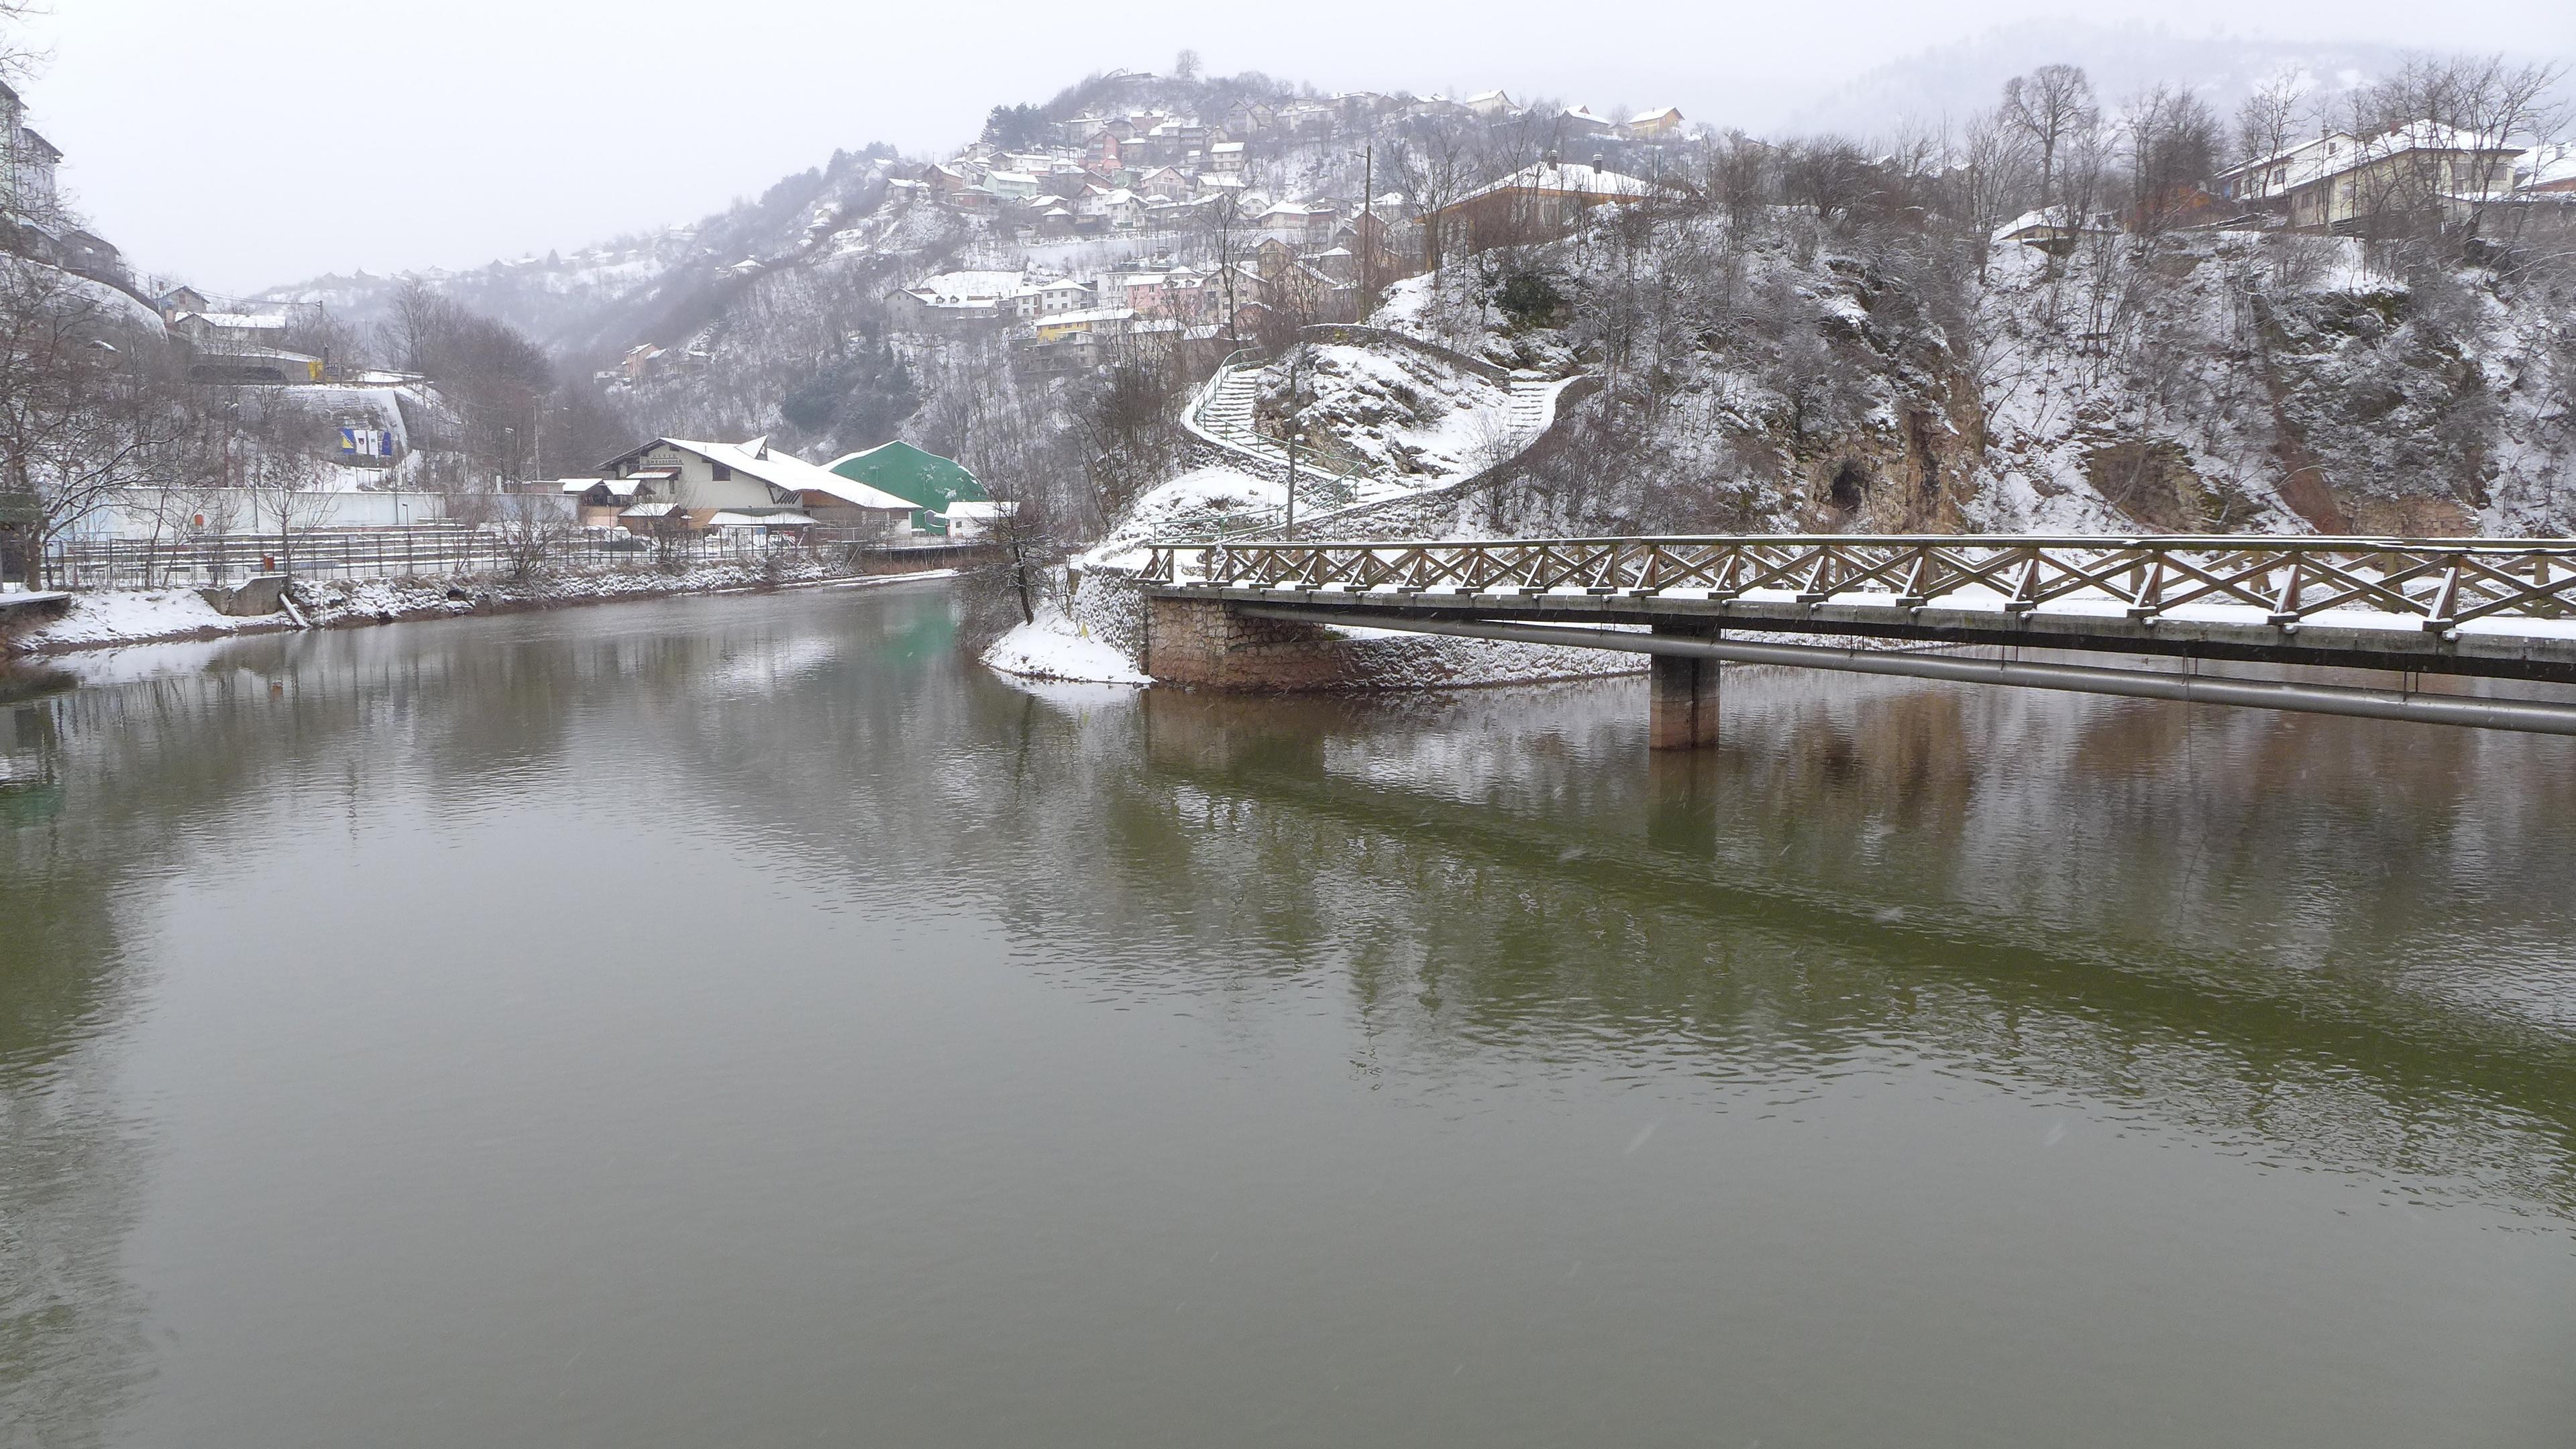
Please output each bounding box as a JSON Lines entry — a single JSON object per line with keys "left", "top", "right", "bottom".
{"left": 7, "top": 591, "right": 2572, "bottom": 1440}
{"left": 1140, "top": 535, "right": 2576, "bottom": 740}
{"left": 1126, "top": 681, "right": 2576, "bottom": 1217}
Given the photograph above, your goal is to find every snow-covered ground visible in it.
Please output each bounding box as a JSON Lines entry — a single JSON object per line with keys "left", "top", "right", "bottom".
{"left": 8, "top": 588, "right": 274, "bottom": 652}
{"left": 982, "top": 604, "right": 1152, "bottom": 685}
{"left": 6, "top": 566, "right": 959, "bottom": 656}
{"left": 1079, "top": 466, "right": 1286, "bottom": 570}
{"left": 1275, "top": 343, "right": 1525, "bottom": 482}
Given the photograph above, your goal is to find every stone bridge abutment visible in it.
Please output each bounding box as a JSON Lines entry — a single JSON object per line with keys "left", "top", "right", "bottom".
{"left": 1144, "top": 594, "right": 1358, "bottom": 692}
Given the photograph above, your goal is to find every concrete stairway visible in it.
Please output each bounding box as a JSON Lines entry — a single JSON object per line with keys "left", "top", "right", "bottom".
{"left": 1192, "top": 366, "right": 1273, "bottom": 462}
{"left": 1177, "top": 339, "right": 1589, "bottom": 537}
{"left": 1501, "top": 378, "right": 1554, "bottom": 435}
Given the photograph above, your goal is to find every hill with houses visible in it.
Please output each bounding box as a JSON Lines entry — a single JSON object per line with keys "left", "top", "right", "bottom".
{"left": 174, "top": 52, "right": 2576, "bottom": 548}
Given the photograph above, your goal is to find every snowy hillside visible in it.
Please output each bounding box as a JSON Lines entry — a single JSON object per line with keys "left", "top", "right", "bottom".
{"left": 261, "top": 149, "right": 906, "bottom": 366}
{"left": 235, "top": 48, "right": 2576, "bottom": 554}
{"left": 1366, "top": 209, "right": 2576, "bottom": 541}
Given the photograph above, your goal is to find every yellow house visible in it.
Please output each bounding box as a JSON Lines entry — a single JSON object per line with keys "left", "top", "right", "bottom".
{"left": 1034, "top": 306, "right": 1132, "bottom": 343}
{"left": 1624, "top": 107, "right": 1685, "bottom": 139}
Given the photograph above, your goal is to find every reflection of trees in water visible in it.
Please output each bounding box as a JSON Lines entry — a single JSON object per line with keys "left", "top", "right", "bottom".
{"left": 1031, "top": 680, "right": 2576, "bottom": 1219}
{"left": 6, "top": 593, "right": 2573, "bottom": 1439}
{"left": 2, "top": 707, "right": 150, "bottom": 1446}
{"left": 594, "top": 625, "right": 2576, "bottom": 1218}
{"left": 0, "top": 593, "right": 969, "bottom": 1442}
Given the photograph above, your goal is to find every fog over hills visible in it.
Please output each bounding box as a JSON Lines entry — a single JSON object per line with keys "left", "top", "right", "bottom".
{"left": 1782, "top": 22, "right": 2440, "bottom": 138}
{"left": 257, "top": 22, "right": 2559, "bottom": 306}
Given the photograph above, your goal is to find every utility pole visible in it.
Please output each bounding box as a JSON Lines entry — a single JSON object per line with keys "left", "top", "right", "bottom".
{"left": 1283, "top": 347, "right": 1301, "bottom": 538}
{"left": 1358, "top": 141, "right": 1374, "bottom": 310}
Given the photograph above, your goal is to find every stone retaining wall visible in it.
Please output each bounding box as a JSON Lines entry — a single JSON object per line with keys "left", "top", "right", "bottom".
{"left": 1144, "top": 595, "right": 1356, "bottom": 690}
{"left": 1295, "top": 323, "right": 1513, "bottom": 382}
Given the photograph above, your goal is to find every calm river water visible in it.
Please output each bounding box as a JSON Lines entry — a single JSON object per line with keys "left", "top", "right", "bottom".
{"left": 3, "top": 581, "right": 2573, "bottom": 1448}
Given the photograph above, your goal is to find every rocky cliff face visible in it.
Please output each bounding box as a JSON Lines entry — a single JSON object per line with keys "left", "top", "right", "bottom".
{"left": 1376, "top": 213, "right": 2576, "bottom": 541}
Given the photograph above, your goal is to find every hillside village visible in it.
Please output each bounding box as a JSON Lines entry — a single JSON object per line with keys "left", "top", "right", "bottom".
{"left": 7, "top": 51, "right": 2576, "bottom": 612}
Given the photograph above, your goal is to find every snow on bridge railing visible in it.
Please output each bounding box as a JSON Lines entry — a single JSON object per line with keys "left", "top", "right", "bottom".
{"left": 1138, "top": 535, "right": 2576, "bottom": 633}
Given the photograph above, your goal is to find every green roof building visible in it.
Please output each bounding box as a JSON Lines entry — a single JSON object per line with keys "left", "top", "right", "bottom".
{"left": 824, "top": 441, "right": 985, "bottom": 535}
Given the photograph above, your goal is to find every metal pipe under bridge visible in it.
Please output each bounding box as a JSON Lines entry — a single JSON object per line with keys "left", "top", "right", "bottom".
{"left": 1134, "top": 534, "right": 2576, "bottom": 742}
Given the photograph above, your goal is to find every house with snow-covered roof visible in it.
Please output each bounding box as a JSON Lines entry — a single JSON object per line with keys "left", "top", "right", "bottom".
{"left": 1257, "top": 200, "right": 1340, "bottom": 248}
{"left": 1218, "top": 99, "right": 1277, "bottom": 136}
{"left": 1083, "top": 187, "right": 1145, "bottom": 230}
{"left": 1421, "top": 159, "right": 1659, "bottom": 268}
{"left": 1994, "top": 205, "right": 2108, "bottom": 253}
{"left": 1134, "top": 164, "right": 1191, "bottom": 198}
{"left": 170, "top": 311, "right": 292, "bottom": 347}
{"left": 1623, "top": 107, "right": 1685, "bottom": 139}
{"left": 919, "top": 161, "right": 976, "bottom": 198}
{"left": 598, "top": 436, "right": 914, "bottom": 537}
{"left": 1032, "top": 305, "right": 1134, "bottom": 343}
{"left": 887, "top": 269, "right": 1026, "bottom": 331}
{"left": 2518, "top": 142, "right": 2576, "bottom": 194}
{"left": 2210, "top": 121, "right": 2523, "bottom": 233}
{"left": 1558, "top": 106, "right": 1617, "bottom": 139}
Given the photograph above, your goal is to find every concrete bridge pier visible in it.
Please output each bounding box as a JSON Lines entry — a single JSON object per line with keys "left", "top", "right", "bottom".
{"left": 1649, "top": 625, "right": 1721, "bottom": 749}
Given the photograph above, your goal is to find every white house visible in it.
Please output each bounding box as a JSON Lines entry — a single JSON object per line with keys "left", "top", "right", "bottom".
{"left": 598, "top": 436, "right": 916, "bottom": 537}
{"left": 940, "top": 500, "right": 1018, "bottom": 540}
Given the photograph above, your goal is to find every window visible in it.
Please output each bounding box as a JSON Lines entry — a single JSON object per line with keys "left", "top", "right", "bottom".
{"left": 712, "top": 464, "right": 733, "bottom": 481}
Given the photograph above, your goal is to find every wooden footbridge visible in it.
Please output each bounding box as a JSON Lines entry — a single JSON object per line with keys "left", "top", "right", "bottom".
{"left": 1135, "top": 534, "right": 2576, "bottom": 741}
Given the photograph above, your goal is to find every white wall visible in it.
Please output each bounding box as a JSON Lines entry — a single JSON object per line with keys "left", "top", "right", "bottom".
{"left": 67, "top": 489, "right": 574, "bottom": 539}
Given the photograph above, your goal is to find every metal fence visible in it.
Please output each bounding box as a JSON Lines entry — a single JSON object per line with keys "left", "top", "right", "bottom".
{"left": 42, "top": 527, "right": 985, "bottom": 591}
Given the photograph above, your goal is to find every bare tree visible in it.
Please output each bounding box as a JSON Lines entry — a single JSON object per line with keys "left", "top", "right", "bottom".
{"left": 1071, "top": 329, "right": 1182, "bottom": 523}
{"left": 375, "top": 280, "right": 555, "bottom": 489}
{"left": 0, "top": 0, "right": 46, "bottom": 89}
{"left": 490, "top": 489, "right": 572, "bottom": 582}
{"left": 0, "top": 257, "right": 193, "bottom": 587}
{"left": 1195, "top": 189, "right": 1253, "bottom": 339}
{"left": 1707, "top": 131, "right": 1776, "bottom": 238}
{"left": 1387, "top": 119, "right": 1482, "bottom": 279}
{"left": 1957, "top": 108, "right": 2035, "bottom": 277}
{"left": 2121, "top": 85, "right": 2220, "bottom": 237}
{"left": 234, "top": 393, "right": 335, "bottom": 576}
{"left": 2235, "top": 68, "right": 2310, "bottom": 169}
{"left": 2000, "top": 64, "right": 2098, "bottom": 216}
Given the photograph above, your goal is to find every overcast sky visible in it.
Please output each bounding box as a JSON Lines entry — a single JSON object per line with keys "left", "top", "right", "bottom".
{"left": 16, "top": 0, "right": 2573, "bottom": 293}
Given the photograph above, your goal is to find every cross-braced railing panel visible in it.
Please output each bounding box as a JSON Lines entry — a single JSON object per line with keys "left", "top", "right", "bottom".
{"left": 1138, "top": 536, "right": 2576, "bottom": 631}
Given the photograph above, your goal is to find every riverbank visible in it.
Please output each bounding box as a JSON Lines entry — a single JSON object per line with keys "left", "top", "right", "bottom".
{"left": 2, "top": 561, "right": 959, "bottom": 657}
{"left": 981, "top": 601, "right": 1646, "bottom": 689}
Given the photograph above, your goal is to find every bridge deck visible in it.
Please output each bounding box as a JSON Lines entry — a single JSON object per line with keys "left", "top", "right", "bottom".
{"left": 1140, "top": 536, "right": 2576, "bottom": 684}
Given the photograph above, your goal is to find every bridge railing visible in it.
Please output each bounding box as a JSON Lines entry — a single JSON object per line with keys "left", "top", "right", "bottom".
{"left": 1138, "top": 535, "right": 2576, "bottom": 631}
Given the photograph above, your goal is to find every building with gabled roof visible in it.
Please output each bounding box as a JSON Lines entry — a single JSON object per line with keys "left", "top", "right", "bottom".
{"left": 2520, "top": 142, "right": 2576, "bottom": 194}
{"left": 1421, "top": 159, "right": 1658, "bottom": 267}
{"left": 600, "top": 435, "right": 915, "bottom": 536}
{"left": 1558, "top": 106, "right": 1616, "bottom": 138}
{"left": 2210, "top": 121, "right": 2523, "bottom": 233}
{"left": 1623, "top": 107, "right": 1685, "bottom": 138}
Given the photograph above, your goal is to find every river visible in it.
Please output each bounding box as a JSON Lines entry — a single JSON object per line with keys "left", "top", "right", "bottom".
{"left": 3, "top": 581, "right": 2572, "bottom": 1448}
